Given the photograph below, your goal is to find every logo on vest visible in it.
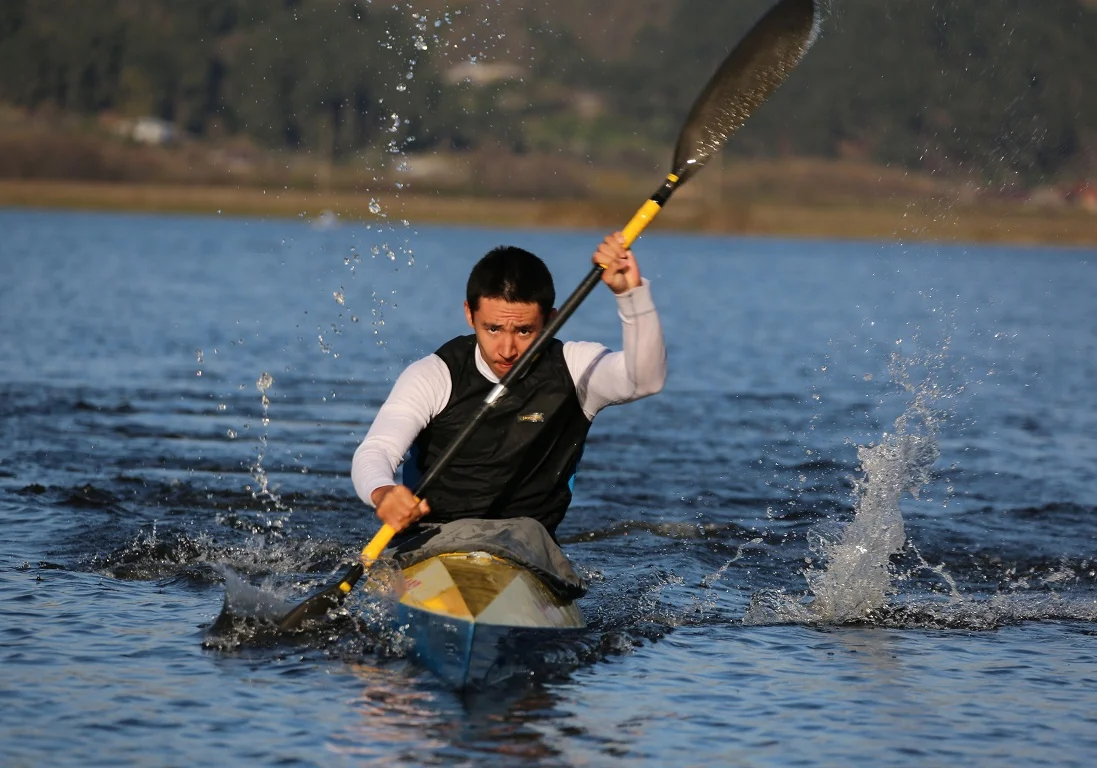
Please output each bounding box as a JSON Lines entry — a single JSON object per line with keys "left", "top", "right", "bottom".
{"left": 517, "top": 412, "right": 545, "bottom": 423}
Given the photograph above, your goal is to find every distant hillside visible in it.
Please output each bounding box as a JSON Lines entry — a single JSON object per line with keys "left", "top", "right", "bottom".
{"left": 0, "top": 0, "right": 1095, "bottom": 187}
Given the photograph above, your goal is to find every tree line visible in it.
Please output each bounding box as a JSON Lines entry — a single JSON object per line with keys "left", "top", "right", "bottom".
{"left": 1, "top": 0, "right": 1095, "bottom": 184}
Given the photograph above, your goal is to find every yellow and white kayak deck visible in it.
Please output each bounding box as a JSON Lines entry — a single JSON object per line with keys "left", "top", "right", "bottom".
{"left": 395, "top": 551, "right": 585, "bottom": 688}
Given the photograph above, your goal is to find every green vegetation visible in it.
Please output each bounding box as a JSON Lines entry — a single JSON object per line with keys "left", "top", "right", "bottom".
{"left": 0, "top": 0, "right": 1095, "bottom": 188}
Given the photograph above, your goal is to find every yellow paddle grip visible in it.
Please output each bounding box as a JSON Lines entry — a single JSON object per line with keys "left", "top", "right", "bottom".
{"left": 621, "top": 200, "right": 662, "bottom": 248}
{"left": 621, "top": 174, "right": 678, "bottom": 247}
{"left": 361, "top": 523, "right": 396, "bottom": 565}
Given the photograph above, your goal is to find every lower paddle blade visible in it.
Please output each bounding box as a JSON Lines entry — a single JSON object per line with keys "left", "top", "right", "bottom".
{"left": 205, "top": 593, "right": 239, "bottom": 640}
{"left": 277, "top": 562, "right": 364, "bottom": 631}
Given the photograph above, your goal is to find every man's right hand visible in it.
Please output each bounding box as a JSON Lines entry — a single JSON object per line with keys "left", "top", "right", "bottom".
{"left": 370, "top": 484, "right": 430, "bottom": 532}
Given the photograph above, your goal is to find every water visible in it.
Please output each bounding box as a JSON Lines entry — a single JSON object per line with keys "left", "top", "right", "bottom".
{"left": 2, "top": 208, "right": 1096, "bottom": 766}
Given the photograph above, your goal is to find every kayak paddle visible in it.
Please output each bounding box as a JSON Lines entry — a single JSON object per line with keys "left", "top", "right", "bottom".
{"left": 222, "top": 0, "right": 821, "bottom": 634}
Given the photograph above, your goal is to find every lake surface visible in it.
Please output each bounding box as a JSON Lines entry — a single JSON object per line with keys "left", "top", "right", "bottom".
{"left": 2, "top": 208, "right": 1096, "bottom": 766}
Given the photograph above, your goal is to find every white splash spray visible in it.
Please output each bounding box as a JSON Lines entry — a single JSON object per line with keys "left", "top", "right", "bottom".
{"left": 804, "top": 423, "right": 939, "bottom": 622}
{"left": 746, "top": 349, "right": 946, "bottom": 625}
{"left": 248, "top": 372, "right": 288, "bottom": 512}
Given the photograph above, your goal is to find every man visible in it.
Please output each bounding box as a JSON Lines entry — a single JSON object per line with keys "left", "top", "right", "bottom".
{"left": 351, "top": 231, "right": 665, "bottom": 549}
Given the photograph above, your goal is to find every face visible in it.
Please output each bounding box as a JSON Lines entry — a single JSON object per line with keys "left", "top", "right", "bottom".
{"left": 464, "top": 297, "right": 554, "bottom": 379}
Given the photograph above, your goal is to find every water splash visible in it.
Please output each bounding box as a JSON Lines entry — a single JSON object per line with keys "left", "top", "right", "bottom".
{"left": 746, "top": 349, "right": 946, "bottom": 625}
{"left": 804, "top": 427, "right": 939, "bottom": 622}
{"left": 686, "top": 537, "right": 764, "bottom": 621}
{"left": 249, "top": 373, "right": 288, "bottom": 512}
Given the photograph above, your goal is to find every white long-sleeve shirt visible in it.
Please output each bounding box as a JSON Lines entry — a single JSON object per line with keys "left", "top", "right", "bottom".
{"left": 351, "top": 279, "right": 666, "bottom": 507}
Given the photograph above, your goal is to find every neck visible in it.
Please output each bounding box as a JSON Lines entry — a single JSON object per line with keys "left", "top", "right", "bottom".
{"left": 473, "top": 343, "right": 501, "bottom": 383}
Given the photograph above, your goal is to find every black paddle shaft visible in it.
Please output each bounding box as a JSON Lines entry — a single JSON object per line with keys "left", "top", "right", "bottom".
{"left": 411, "top": 263, "right": 605, "bottom": 498}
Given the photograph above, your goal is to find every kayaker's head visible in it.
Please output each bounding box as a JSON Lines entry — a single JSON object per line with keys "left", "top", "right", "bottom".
{"left": 465, "top": 246, "right": 557, "bottom": 379}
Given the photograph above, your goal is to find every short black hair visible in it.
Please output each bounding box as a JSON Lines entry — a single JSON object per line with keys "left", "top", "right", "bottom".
{"left": 466, "top": 246, "right": 555, "bottom": 318}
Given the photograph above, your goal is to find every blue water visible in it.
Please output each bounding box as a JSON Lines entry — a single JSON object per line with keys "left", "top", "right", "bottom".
{"left": 2, "top": 208, "right": 1096, "bottom": 766}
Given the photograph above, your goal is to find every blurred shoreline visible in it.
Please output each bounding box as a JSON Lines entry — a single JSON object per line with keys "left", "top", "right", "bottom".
{"left": 2, "top": 178, "right": 1094, "bottom": 247}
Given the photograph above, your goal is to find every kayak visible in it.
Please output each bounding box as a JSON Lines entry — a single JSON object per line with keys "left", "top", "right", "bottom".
{"left": 394, "top": 550, "right": 585, "bottom": 689}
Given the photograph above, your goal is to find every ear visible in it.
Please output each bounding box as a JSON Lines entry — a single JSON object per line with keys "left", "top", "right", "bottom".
{"left": 464, "top": 301, "right": 474, "bottom": 329}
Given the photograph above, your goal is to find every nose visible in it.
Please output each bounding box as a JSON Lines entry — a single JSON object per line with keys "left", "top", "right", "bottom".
{"left": 501, "top": 332, "right": 518, "bottom": 359}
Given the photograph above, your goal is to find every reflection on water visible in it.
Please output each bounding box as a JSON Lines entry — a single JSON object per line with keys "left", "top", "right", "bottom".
{"left": 335, "top": 663, "right": 568, "bottom": 765}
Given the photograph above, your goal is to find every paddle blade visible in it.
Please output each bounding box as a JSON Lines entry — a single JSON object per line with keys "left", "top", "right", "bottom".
{"left": 276, "top": 562, "right": 364, "bottom": 631}
{"left": 672, "top": 0, "right": 821, "bottom": 183}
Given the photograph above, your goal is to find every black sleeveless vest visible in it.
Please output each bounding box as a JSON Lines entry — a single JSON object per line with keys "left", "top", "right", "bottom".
{"left": 403, "top": 335, "right": 591, "bottom": 536}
